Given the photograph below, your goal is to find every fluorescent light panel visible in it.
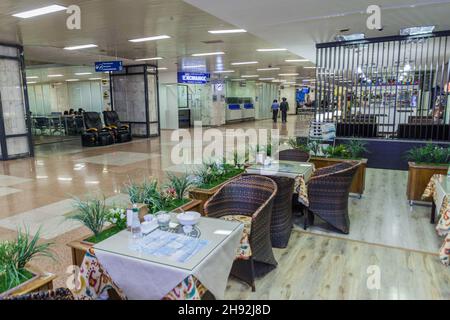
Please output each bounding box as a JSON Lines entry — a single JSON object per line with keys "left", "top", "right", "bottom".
{"left": 241, "top": 75, "right": 259, "bottom": 78}
{"left": 279, "top": 73, "right": 299, "bottom": 76}
{"left": 12, "top": 5, "right": 66, "bottom": 19}
{"left": 64, "top": 44, "right": 97, "bottom": 50}
{"left": 135, "top": 57, "right": 163, "bottom": 61}
{"left": 208, "top": 29, "right": 246, "bottom": 34}
{"left": 257, "top": 67, "right": 280, "bottom": 71}
{"left": 304, "top": 67, "right": 316, "bottom": 69}
{"left": 158, "top": 67, "right": 168, "bottom": 70}
{"left": 74, "top": 72, "right": 92, "bottom": 76}
{"left": 214, "top": 70, "right": 234, "bottom": 74}
{"left": 66, "top": 79, "right": 80, "bottom": 82}
{"left": 27, "top": 81, "right": 37, "bottom": 84}
{"left": 231, "top": 61, "right": 258, "bottom": 65}
{"left": 26, "top": 76, "right": 38, "bottom": 79}
{"left": 192, "top": 52, "right": 224, "bottom": 57}
{"left": 129, "top": 35, "right": 171, "bottom": 43}
{"left": 285, "top": 59, "right": 309, "bottom": 62}
{"left": 88, "top": 78, "right": 102, "bottom": 80}
{"left": 48, "top": 74, "right": 63, "bottom": 77}
{"left": 259, "top": 77, "right": 275, "bottom": 81}
{"left": 257, "top": 48, "right": 287, "bottom": 52}
{"left": 335, "top": 33, "right": 365, "bottom": 41}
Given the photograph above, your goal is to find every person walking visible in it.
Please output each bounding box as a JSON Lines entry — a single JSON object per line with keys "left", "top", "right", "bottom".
{"left": 271, "top": 99, "right": 279, "bottom": 123}
{"left": 280, "top": 97, "right": 289, "bottom": 123}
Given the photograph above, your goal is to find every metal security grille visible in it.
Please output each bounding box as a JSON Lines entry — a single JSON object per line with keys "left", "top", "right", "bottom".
{"left": 315, "top": 32, "right": 450, "bottom": 141}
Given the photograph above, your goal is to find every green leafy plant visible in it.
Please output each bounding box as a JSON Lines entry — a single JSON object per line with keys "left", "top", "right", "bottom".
{"left": 405, "top": 144, "right": 450, "bottom": 164}
{"left": 105, "top": 208, "right": 127, "bottom": 231}
{"left": 166, "top": 173, "right": 194, "bottom": 200}
{"left": 0, "top": 228, "right": 54, "bottom": 294}
{"left": 69, "top": 197, "right": 109, "bottom": 237}
{"left": 322, "top": 144, "right": 351, "bottom": 159}
{"left": 308, "top": 140, "right": 321, "bottom": 157}
{"left": 287, "top": 138, "right": 310, "bottom": 152}
{"left": 125, "top": 178, "right": 159, "bottom": 205}
{"left": 345, "top": 140, "right": 369, "bottom": 159}
{"left": 194, "top": 161, "right": 244, "bottom": 190}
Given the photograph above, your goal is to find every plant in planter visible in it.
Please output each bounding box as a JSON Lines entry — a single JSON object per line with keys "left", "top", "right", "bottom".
{"left": 307, "top": 140, "right": 321, "bottom": 157}
{"left": 322, "top": 144, "right": 351, "bottom": 159}
{"left": 345, "top": 140, "right": 369, "bottom": 159}
{"left": 405, "top": 144, "right": 450, "bottom": 165}
{"left": 69, "top": 197, "right": 126, "bottom": 244}
{"left": 287, "top": 138, "right": 310, "bottom": 152}
{"left": 194, "top": 161, "right": 244, "bottom": 190}
{"left": 0, "top": 228, "right": 54, "bottom": 295}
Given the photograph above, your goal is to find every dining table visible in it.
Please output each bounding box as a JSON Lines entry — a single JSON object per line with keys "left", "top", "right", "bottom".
{"left": 422, "top": 174, "right": 450, "bottom": 266}
{"left": 74, "top": 217, "right": 244, "bottom": 300}
{"left": 245, "top": 160, "right": 315, "bottom": 206}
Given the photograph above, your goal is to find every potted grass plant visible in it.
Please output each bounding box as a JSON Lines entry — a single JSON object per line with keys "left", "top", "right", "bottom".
{"left": 188, "top": 161, "right": 245, "bottom": 214}
{"left": 406, "top": 144, "right": 450, "bottom": 203}
{"left": 67, "top": 197, "right": 128, "bottom": 267}
{"left": 306, "top": 139, "right": 368, "bottom": 197}
{"left": 0, "top": 228, "right": 56, "bottom": 298}
{"left": 164, "top": 173, "right": 202, "bottom": 213}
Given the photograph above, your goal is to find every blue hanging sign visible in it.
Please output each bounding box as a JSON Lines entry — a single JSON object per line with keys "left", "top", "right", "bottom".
{"left": 178, "top": 72, "right": 210, "bottom": 84}
{"left": 95, "top": 61, "right": 123, "bottom": 72}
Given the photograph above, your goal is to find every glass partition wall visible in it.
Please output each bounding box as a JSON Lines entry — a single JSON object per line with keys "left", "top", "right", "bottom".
{"left": 0, "top": 43, "right": 33, "bottom": 160}
{"left": 315, "top": 31, "right": 450, "bottom": 141}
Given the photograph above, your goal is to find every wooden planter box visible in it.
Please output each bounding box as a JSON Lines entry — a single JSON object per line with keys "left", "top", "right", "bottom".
{"left": 407, "top": 162, "right": 448, "bottom": 203}
{"left": 0, "top": 267, "right": 56, "bottom": 298}
{"left": 310, "top": 157, "right": 368, "bottom": 197}
{"left": 68, "top": 199, "right": 203, "bottom": 267}
{"left": 189, "top": 174, "right": 242, "bottom": 215}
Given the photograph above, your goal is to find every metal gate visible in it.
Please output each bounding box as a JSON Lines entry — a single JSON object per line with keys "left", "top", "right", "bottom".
{"left": 315, "top": 31, "right": 450, "bottom": 141}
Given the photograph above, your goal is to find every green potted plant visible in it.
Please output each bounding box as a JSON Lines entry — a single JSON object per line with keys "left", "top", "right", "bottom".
{"left": 189, "top": 161, "right": 245, "bottom": 214}
{"left": 309, "top": 139, "right": 368, "bottom": 197}
{"left": 406, "top": 144, "right": 450, "bottom": 203}
{"left": 0, "top": 228, "right": 55, "bottom": 298}
{"left": 67, "top": 197, "right": 128, "bottom": 267}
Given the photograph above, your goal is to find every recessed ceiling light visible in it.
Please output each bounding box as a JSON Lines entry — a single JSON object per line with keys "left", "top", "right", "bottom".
{"left": 279, "top": 73, "right": 299, "bottom": 76}
{"left": 27, "top": 81, "right": 37, "bottom": 84}
{"left": 48, "top": 74, "right": 63, "bottom": 77}
{"left": 64, "top": 44, "right": 98, "bottom": 50}
{"left": 129, "top": 35, "right": 171, "bottom": 43}
{"left": 241, "top": 75, "right": 259, "bottom": 78}
{"left": 208, "top": 29, "right": 246, "bottom": 34}
{"left": 192, "top": 52, "right": 225, "bottom": 57}
{"left": 400, "top": 26, "right": 435, "bottom": 36}
{"left": 88, "top": 78, "right": 102, "bottom": 80}
{"left": 74, "top": 72, "right": 92, "bottom": 76}
{"left": 26, "top": 76, "right": 38, "bottom": 79}
{"left": 214, "top": 70, "right": 234, "bottom": 74}
{"left": 135, "top": 57, "right": 163, "bottom": 61}
{"left": 12, "top": 5, "right": 67, "bottom": 19}
{"left": 66, "top": 79, "right": 80, "bottom": 82}
{"left": 259, "top": 77, "right": 275, "bottom": 81}
{"left": 231, "top": 61, "right": 258, "bottom": 65}
{"left": 158, "top": 67, "right": 168, "bottom": 70}
{"left": 257, "top": 67, "right": 280, "bottom": 71}
{"left": 257, "top": 48, "right": 288, "bottom": 52}
{"left": 285, "top": 59, "right": 309, "bottom": 62}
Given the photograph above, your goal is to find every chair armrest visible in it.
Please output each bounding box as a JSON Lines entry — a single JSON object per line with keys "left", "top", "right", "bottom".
{"left": 86, "top": 128, "right": 98, "bottom": 132}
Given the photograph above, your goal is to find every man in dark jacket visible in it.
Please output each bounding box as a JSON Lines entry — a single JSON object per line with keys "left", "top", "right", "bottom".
{"left": 280, "top": 97, "right": 289, "bottom": 123}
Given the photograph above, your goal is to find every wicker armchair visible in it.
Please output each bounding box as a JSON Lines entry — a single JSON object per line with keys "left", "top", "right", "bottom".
{"left": 306, "top": 161, "right": 360, "bottom": 234}
{"left": 3, "top": 288, "right": 74, "bottom": 300}
{"left": 204, "top": 175, "right": 278, "bottom": 291}
{"left": 278, "top": 149, "right": 311, "bottom": 162}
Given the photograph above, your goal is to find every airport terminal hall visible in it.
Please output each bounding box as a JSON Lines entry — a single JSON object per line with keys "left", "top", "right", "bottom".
{"left": 0, "top": 0, "right": 449, "bottom": 304}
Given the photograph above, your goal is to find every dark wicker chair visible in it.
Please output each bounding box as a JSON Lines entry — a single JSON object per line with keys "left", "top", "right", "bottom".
{"left": 278, "top": 149, "right": 310, "bottom": 162}
{"left": 243, "top": 174, "right": 295, "bottom": 248}
{"left": 204, "top": 175, "right": 278, "bottom": 291}
{"left": 2, "top": 288, "right": 74, "bottom": 300}
{"left": 306, "top": 161, "right": 360, "bottom": 234}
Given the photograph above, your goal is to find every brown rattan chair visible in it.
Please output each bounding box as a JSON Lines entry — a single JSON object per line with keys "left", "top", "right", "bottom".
{"left": 2, "top": 288, "right": 74, "bottom": 300}
{"left": 204, "top": 175, "right": 278, "bottom": 291}
{"left": 305, "top": 161, "right": 360, "bottom": 234}
{"left": 278, "top": 149, "right": 311, "bottom": 162}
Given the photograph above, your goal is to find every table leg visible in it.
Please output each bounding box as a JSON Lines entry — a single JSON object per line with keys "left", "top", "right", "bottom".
{"left": 431, "top": 201, "right": 436, "bottom": 224}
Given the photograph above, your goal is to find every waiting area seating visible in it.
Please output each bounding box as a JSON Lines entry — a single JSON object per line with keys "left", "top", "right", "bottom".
{"left": 204, "top": 175, "right": 278, "bottom": 291}
{"left": 81, "top": 111, "right": 132, "bottom": 147}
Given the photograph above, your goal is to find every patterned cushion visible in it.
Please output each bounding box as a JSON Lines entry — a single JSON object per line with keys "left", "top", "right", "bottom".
{"left": 221, "top": 215, "right": 252, "bottom": 259}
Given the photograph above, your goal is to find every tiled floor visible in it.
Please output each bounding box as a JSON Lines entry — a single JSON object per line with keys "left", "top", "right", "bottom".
{"left": 0, "top": 115, "right": 447, "bottom": 299}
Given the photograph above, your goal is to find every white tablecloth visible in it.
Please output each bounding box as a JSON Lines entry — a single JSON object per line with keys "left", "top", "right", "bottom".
{"left": 95, "top": 224, "right": 243, "bottom": 300}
